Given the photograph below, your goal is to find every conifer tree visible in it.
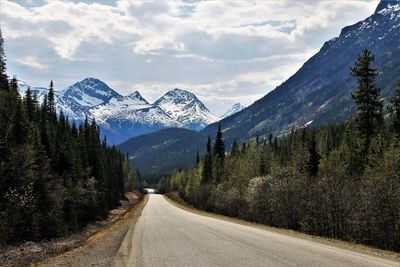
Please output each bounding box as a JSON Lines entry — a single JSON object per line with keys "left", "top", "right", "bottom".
{"left": 391, "top": 82, "right": 400, "bottom": 138}
{"left": 351, "top": 49, "right": 383, "bottom": 156}
{"left": 0, "top": 28, "right": 8, "bottom": 91}
{"left": 202, "top": 136, "right": 213, "bottom": 183}
{"left": 213, "top": 124, "right": 225, "bottom": 159}
{"left": 48, "top": 80, "right": 56, "bottom": 120}
{"left": 213, "top": 124, "right": 225, "bottom": 182}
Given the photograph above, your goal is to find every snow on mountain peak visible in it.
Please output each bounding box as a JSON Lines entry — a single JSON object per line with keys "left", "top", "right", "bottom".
{"left": 63, "top": 77, "right": 121, "bottom": 107}
{"left": 154, "top": 88, "right": 219, "bottom": 130}
{"left": 17, "top": 79, "right": 220, "bottom": 143}
{"left": 219, "top": 103, "right": 245, "bottom": 119}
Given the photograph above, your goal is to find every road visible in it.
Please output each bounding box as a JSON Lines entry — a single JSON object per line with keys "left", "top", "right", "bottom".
{"left": 114, "top": 192, "right": 399, "bottom": 267}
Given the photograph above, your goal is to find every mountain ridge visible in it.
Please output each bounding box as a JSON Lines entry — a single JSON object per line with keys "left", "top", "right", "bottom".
{"left": 18, "top": 78, "right": 221, "bottom": 143}
{"left": 118, "top": 0, "right": 400, "bottom": 177}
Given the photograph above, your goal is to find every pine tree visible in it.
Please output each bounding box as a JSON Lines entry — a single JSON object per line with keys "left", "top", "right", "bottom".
{"left": 202, "top": 136, "right": 213, "bottom": 183}
{"left": 213, "top": 124, "right": 225, "bottom": 159}
{"left": 0, "top": 27, "right": 8, "bottom": 91}
{"left": 24, "top": 86, "right": 36, "bottom": 121}
{"left": 391, "top": 82, "right": 400, "bottom": 138}
{"left": 47, "top": 80, "right": 56, "bottom": 120}
{"left": 213, "top": 125, "right": 225, "bottom": 182}
{"left": 351, "top": 49, "right": 383, "bottom": 156}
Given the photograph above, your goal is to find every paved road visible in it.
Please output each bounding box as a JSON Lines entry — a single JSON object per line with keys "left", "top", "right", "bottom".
{"left": 114, "top": 193, "right": 399, "bottom": 267}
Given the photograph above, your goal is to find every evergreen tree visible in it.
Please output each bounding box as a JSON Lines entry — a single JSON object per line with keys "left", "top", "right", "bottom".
{"left": 202, "top": 136, "right": 213, "bottom": 183}
{"left": 213, "top": 124, "right": 225, "bottom": 159}
{"left": 351, "top": 49, "right": 383, "bottom": 156}
{"left": 213, "top": 125, "right": 225, "bottom": 182}
{"left": 391, "top": 82, "right": 400, "bottom": 138}
{"left": 47, "top": 80, "right": 56, "bottom": 120}
{"left": 0, "top": 28, "right": 7, "bottom": 91}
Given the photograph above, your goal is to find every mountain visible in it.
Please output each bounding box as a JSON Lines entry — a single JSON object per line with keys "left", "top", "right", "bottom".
{"left": 154, "top": 88, "right": 219, "bottom": 130}
{"left": 62, "top": 77, "right": 121, "bottom": 108}
{"left": 90, "top": 92, "right": 181, "bottom": 144}
{"left": 219, "top": 103, "right": 245, "bottom": 119}
{"left": 118, "top": 0, "right": 400, "bottom": 177}
{"left": 18, "top": 79, "right": 218, "bottom": 144}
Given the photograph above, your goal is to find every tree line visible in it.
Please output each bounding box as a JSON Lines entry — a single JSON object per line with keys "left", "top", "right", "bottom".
{"left": 0, "top": 29, "right": 140, "bottom": 244}
{"left": 160, "top": 49, "right": 400, "bottom": 251}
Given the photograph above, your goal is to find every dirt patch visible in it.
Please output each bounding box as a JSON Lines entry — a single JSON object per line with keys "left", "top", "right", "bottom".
{"left": 0, "top": 191, "right": 143, "bottom": 267}
{"left": 164, "top": 192, "right": 400, "bottom": 264}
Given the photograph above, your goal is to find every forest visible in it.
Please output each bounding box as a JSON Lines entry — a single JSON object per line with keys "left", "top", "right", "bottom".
{"left": 160, "top": 49, "right": 400, "bottom": 251}
{"left": 0, "top": 29, "right": 140, "bottom": 244}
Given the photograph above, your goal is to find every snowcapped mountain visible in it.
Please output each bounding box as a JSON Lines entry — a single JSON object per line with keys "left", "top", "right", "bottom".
{"left": 62, "top": 77, "right": 121, "bottom": 108}
{"left": 154, "top": 88, "right": 219, "bottom": 131}
{"left": 219, "top": 103, "right": 245, "bottom": 119}
{"left": 18, "top": 79, "right": 220, "bottom": 144}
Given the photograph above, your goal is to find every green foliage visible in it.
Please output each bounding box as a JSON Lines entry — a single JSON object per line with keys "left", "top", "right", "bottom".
{"left": 351, "top": 49, "right": 383, "bottom": 158}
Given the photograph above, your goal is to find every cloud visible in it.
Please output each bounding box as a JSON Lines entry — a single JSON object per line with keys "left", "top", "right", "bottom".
{"left": 1, "top": 0, "right": 379, "bottom": 114}
{"left": 15, "top": 56, "right": 47, "bottom": 70}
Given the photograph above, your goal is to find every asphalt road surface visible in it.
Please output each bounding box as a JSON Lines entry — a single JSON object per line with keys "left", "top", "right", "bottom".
{"left": 114, "top": 192, "right": 399, "bottom": 267}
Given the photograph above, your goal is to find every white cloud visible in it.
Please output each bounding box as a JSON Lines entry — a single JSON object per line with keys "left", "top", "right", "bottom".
{"left": 15, "top": 56, "right": 47, "bottom": 70}
{"left": 1, "top": 0, "right": 379, "bottom": 114}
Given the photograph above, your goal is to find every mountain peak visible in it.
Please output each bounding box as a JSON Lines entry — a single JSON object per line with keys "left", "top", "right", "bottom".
{"left": 154, "top": 88, "right": 219, "bottom": 130}
{"left": 63, "top": 78, "right": 121, "bottom": 107}
{"left": 219, "top": 103, "right": 245, "bottom": 119}
{"left": 127, "top": 91, "right": 148, "bottom": 103}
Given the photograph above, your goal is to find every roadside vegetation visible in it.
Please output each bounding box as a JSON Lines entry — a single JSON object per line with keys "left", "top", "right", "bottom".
{"left": 0, "top": 28, "right": 141, "bottom": 245}
{"left": 160, "top": 49, "right": 400, "bottom": 252}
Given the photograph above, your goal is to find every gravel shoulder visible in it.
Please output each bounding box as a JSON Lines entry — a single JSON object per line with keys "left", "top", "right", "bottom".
{"left": 36, "top": 194, "right": 148, "bottom": 267}
{"left": 164, "top": 192, "right": 400, "bottom": 265}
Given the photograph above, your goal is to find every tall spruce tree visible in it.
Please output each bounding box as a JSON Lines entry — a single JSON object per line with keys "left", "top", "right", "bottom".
{"left": 213, "top": 124, "right": 225, "bottom": 182}
{"left": 213, "top": 124, "right": 225, "bottom": 158}
{"left": 351, "top": 49, "right": 383, "bottom": 156}
{"left": 202, "top": 136, "right": 213, "bottom": 183}
{"left": 48, "top": 80, "right": 56, "bottom": 120}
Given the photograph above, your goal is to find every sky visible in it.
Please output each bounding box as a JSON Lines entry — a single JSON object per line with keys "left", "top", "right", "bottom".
{"left": 1, "top": 0, "right": 379, "bottom": 115}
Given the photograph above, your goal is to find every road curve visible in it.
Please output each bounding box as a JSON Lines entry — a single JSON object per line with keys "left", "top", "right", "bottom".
{"left": 114, "top": 193, "right": 399, "bottom": 267}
